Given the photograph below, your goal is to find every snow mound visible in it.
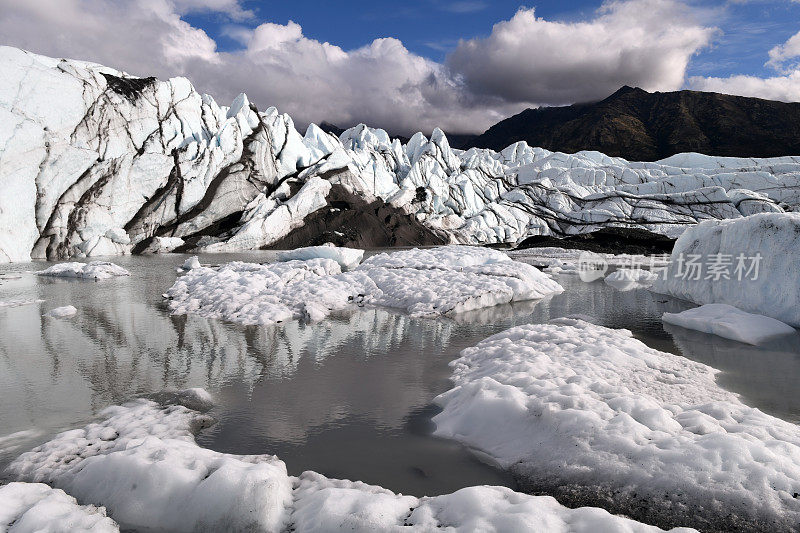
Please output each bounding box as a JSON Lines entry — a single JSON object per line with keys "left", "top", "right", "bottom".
{"left": 604, "top": 268, "right": 657, "bottom": 291}
{"left": 292, "top": 473, "right": 689, "bottom": 532}
{"left": 44, "top": 305, "right": 77, "bottom": 318}
{"left": 165, "top": 246, "right": 563, "bottom": 325}
{"left": 276, "top": 245, "right": 364, "bottom": 271}
{"left": 432, "top": 318, "right": 800, "bottom": 530}
{"left": 6, "top": 390, "right": 691, "bottom": 533}
{"left": 653, "top": 213, "right": 800, "bottom": 327}
{"left": 662, "top": 303, "right": 796, "bottom": 345}
{"left": 7, "top": 389, "right": 293, "bottom": 532}
{"left": 37, "top": 261, "right": 130, "bottom": 280}
{"left": 0, "top": 482, "right": 119, "bottom": 532}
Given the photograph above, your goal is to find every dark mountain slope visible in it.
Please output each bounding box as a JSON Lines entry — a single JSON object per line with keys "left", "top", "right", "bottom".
{"left": 466, "top": 86, "right": 800, "bottom": 161}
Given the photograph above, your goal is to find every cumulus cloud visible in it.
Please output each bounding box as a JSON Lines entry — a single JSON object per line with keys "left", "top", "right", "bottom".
{"left": 0, "top": 0, "right": 718, "bottom": 133}
{"left": 767, "top": 30, "right": 800, "bottom": 72}
{"left": 689, "top": 30, "right": 800, "bottom": 103}
{"left": 689, "top": 70, "right": 800, "bottom": 102}
{"left": 447, "top": 1, "right": 715, "bottom": 105}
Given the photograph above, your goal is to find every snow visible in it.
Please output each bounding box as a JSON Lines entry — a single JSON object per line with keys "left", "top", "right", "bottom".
{"left": 432, "top": 318, "right": 800, "bottom": 530}
{"left": 652, "top": 213, "right": 800, "bottom": 327}
{"left": 165, "top": 246, "right": 563, "bottom": 325}
{"left": 5, "top": 388, "right": 692, "bottom": 533}
{"left": 276, "top": 244, "right": 364, "bottom": 271}
{"left": 44, "top": 305, "right": 78, "bottom": 318}
{"left": 662, "top": 303, "right": 796, "bottom": 345}
{"left": 7, "top": 389, "right": 294, "bottom": 533}
{"left": 36, "top": 261, "right": 130, "bottom": 280}
{"left": 0, "top": 482, "right": 119, "bottom": 532}
{"left": 3, "top": 46, "right": 800, "bottom": 263}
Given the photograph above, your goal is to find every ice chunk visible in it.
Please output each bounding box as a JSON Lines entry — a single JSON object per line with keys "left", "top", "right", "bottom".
{"left": 0, "top": 482, "right": 119, "bottom": 532}
{"left": 407, "top": 486, "right": 693, "bottom": 533}
{"left": 433, "top": 318, "right": 800, "bottom": 530}
{"left": 44, "top": 305, "right": 77, "bottom": 318}
{"left": 662, "top": 303, "right": 796, "bottom": 345}
{"left": 653, "top": 213, "right": 800, "bottom": 327}
{"left": 181, "top": 256, "right": 201, "bottom": 271}
{"left": 165, "top": 246, "right": 563, "bottom": 325}
{"left": 276, "top": 245, "right": 364, "bottom": 271}
{"left": 37, "top": 261, "right": 130, "bottom": 280}
{"left": 7, "top": 390, "right": 293, "bottom": 533}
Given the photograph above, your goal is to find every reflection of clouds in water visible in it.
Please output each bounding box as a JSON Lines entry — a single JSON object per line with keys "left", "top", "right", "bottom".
{"left": 206, "top": 307, "right": 463, "bottom": 445}
{"left": 665, "top": 323, "right": 800, "bottom": 423}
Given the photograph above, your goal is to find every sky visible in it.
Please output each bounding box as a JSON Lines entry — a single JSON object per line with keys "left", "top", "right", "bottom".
{"left": 1, "top": 0, "right": 799, "bottom": 135}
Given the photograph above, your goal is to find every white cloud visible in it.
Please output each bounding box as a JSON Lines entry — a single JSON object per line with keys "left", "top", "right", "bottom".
{"left": 767, "top": 30, "right": 800, "bottom": 72}
{"left": 447, "top": 1, "right": 715, "bottom": 105}
{"left": 689, "top": 30, "right": 800, "bottom": 103}
{"left": 0, "top": 0, "right": 721, "bottom": 133}
{"left": 689, "top": 70, "right": 800, "bottom": 103}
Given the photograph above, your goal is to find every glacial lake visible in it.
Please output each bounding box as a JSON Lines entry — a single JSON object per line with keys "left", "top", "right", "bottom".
{"left": 3, "top": 252, "right": 800, "bottom": 498}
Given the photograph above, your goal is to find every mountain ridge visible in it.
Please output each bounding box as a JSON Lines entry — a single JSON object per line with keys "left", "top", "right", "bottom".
{"left": 465, "top": 86, "right": 800, "bottom": 160}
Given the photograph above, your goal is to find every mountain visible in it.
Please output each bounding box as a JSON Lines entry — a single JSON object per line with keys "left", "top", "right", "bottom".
{"left": 466, "top": 86, "right": 800, "bottom": 161}
{"left": 3, "top": 46, "right": 800, "bottom": 263}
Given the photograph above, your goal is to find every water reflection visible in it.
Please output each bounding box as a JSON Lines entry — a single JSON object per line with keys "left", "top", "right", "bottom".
{"left": 2, "top": 255, "right": 800, "bottom": 495}
{"left": 665, "top": 323, "right": 800, "bottom": 423}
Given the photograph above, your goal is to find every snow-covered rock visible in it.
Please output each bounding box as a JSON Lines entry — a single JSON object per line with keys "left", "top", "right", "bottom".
{"left": 36, "top": 261, "right": 130, "bottom": 280}
{"left": 164, "top": 246, "right": 563, "bottom": 325}
{"left": 3, "top": 46, "right": 800, "bottom": 262}
{"left": 276, "top": 244, "right": 364, "bottom": 271}
{"left": 5, "top": 389, "right": 692, "bottom": 533}
{"left": 662, "top": 303, "right": 796, "bottom": 345}
{"left": 652, "top": 213, "right": 800, "bottom": 327}
{"left": 44, "top": 305, "right": 78, "bottom": 318}
{"left": 432, "top": 318, "right": 800, "bottom": 530}
{"left": 0, "top": 482, "right": 119, "bottom": 532}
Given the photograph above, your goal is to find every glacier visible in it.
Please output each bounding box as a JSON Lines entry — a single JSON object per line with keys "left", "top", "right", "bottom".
{"left": 2, "top": 45, "right": 800, "bottom": 263}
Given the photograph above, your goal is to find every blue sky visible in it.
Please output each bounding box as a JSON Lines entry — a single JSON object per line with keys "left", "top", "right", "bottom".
{"left": 2, "top": 0, "right": 800, "bottom": 133}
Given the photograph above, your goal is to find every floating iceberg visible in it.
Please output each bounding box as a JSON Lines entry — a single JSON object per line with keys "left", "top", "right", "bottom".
{"left": 662, "top": 303, "right": 796, "bottom": 345}
{"left": 275, "top": 245, "right": 364, "bottom": 271}
{"left": 653, "top": 213, "right": 800, "bottom": 327}
{"left": 165, "top": 246, "right": 563, "bottom": 325}
{"left": 5, "top": 389, "right": 692, "bottom": 533}
{"left": 44, "top": 305, "right": 78, "bottom": 318}
{"left": 432, "top": 318, "right": 800, "bottom": 530}
{"left": 36, "top": 261, "right": 130, "bottom": 280}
